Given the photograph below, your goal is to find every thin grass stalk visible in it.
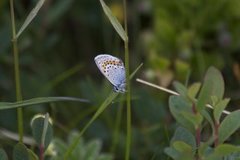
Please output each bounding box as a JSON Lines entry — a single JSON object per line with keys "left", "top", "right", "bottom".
{"left": 123, "top": 0, "right": 131, "bottom": 159}
{"left": 64, "top": 92, "right": 118, "bottom": 159}
{"left": 63, "top": 64, "right": 142, "bottom": 159}
{"left": 9, "top": 0, "right": 24, "bottom": 142}
{"left": 111, "top": 95, "right": 124, "bottom": 153}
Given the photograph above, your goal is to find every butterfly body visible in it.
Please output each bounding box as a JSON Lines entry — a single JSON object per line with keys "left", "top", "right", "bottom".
{"left": 94, "top": 54, "right": 126, "bottom": 93}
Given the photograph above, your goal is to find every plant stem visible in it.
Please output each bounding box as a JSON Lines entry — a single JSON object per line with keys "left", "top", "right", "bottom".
{"left": 192, "top": 103, "right": 200, "bottom": 160}
{"left": 196, "top": 127, "right": 201, "bottom": 148}
{"left": 123, "top": 0, "right": 131, "bottom": 160}
{"left": 214, "top": 121, "right": 219, "bottom": 147}
{"left": 111, "top": 96, "right": 124, "bottom": 153}
{"left": 195, "top": 127, "right": 201, "bottom": 160}
{"left": 9, "top": 0, "right": 24, "bottom": 142}
{"left": 39, "top": 144, "right": 44, "bottom": 160}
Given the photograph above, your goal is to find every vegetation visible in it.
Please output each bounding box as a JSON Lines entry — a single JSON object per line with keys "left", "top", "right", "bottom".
{"left": 0, "top": 0, "right": 240, "bottom": 159}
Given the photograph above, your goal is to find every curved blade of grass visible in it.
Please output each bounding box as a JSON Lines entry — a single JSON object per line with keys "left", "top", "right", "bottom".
{"left": 99, "top": 0, "right": 128, "bottom": 41}
{"left": 0, "top": 97, "right": 89, "bottom": 110}
{"left": 64, "top": 92, "right": 118, "bottom": 160}
{"left": 16, "top": 0, "right": 46, "bottom": 38}
{"left": 130, "top": 63, "right": 143, "bottom": 79}
{"left": 64, "top": 63, "right": 142, "bottom": 159}
{"left": 41, "top": 64, "right": 83, "bottom": 93}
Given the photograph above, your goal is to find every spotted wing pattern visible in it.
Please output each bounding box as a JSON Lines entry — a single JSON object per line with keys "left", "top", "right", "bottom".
{"left": 94, "top": 54, "right": 126, "bottom": 91}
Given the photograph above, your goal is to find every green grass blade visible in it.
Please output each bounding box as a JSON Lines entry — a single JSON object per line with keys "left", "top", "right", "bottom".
{"left": 41, "top": 64, "right": 82, "bottom": 93}
{"left": 0, "top": 97, "right": 89, "bottom": 110}
{"left": 99, "top": 0, "right": 128, "bottom": 41}
{"left": 64, "top": 92, "right": 118, "bottom": 160}
{"left": 64, "top": 64, "right": 142, "bottom": 159}
{"left": 16, "top": 0, "right": 46, "bottom": 38}
{"left": 130, "top": 63, "right": 143, "bottom": 79}
{"left": 111, "top": 95, "right": 124, "bottom": 153}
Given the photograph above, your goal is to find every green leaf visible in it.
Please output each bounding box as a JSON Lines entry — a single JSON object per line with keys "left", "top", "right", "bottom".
{"left": 198, "top": 139, "right": 215, "bottom": 157}
{"left": 13, "top": 143, "right": 29, "bottom": 160}
{"left": 84, "top": 140, "right": 101, "bottom": 160}
{"left": 181, "top": 112, "right": 203, "bottom": 128}
{"left": 205, "top": 155, "right": 220, "bottom": 160}
{"left": 50, "top": 139, "right": 68, "bottom": 157}
{"left": 197, "top": 67, "right": 224, "bottom": 111}
{"left": 205, "top": 144, "right": 240, "bottom": 160}
{"left": 27, "top": 149, "right": 39, "bottom": 160}
{"left": 173, "top": 141, "right": 193, "bottom": 153}
{"left": 197, "top": 75, "right": 213, "bottom": 111}
{"left": 207, "top": 67, "right": 225, "bottom": 100}
{"left": 173, "top": 81, "right": 188, "bottom": 97}
{"left": 99, "top": 0, "right": 128, "bottom": 41}
{"left": 97, "top": 154, "right": 114, "bottom": 160}
{"left": 201, "top": 110, "right": 214, "bottom": 135}
{"left": 164, "top": 147, "right": 180, "bottom": 159}
{"left": 187, "top": 82, "right": 201, "bottom": 100}
{"left": 169, "top": 96, "right": 195, "bottom": 132}
{"left": 165, "top": 146, "right": 196, "bottom": 160}
{"left": 0, "top": 96, "right": 89, "bottom": 110}
{"left": 51, "top": 132, "right": 113, "bottom": 160}
{"left": 219, "top": 110, "right": 240, "bottom": 144}
{"left": 211, "top": 96, "right": 219, "bottom": 106}
{"left": 214, "top": 144, "right": 240, "bottom": 157}
{"left": 16, "top": 0, "right": 46, "bottom": 38}
{"left": 0, "top": 148, "right": 8, "bottom": 160}
{"left": 213, "top": 98, "right": 230, "bottom": 122}
{"left": 31, "top": 114, "right": 53, "bottom": 149}
{"left": 171, "top": 127, "right": 196, "bottom": 151}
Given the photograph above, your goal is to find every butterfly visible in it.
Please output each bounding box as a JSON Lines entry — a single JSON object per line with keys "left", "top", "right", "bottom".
{"left": 94, "top": 54, "right": 126, "bottom": 93}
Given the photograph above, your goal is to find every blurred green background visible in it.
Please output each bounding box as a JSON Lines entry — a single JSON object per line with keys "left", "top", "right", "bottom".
{"left": 1, "top": 0, "right": 240, "bottom": 159}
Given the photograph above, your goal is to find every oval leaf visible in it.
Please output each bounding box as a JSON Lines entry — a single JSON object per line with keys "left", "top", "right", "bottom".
{"left": 13, "top": 143, "right": 29, "bottom": 160}
{"left": 84, "top": 140, "right": 102, "bottom": 159}
{"left": 173, "top": 81, "right": 188, "bottom": 97}
{"left": 171, "top": 127, "right": 196, "bottom": 150}
{"left": 197, "top": 67, "right": 224, "bottom": 111}
{"left": 181, "top": 112, "right": 203, "bottom": 128}
{"left": 164, "top": 147, "right": 180, "bottom": 159}
{"left": 169, "top": 96, "right": 195, "bottom": 132}
{"left": 219, "top": 110, "right": 240, "bottom": 144}
{"left": 97, "top": 154, "right": 114, "bottom": 160}
{"left": 207, "top": 67, "right": 225, "bottom": 100}
{"left": 213, "top": 98, "right": 230, "bottom": 122}
{"left": 214, "top": 144, "right": 240, "bottom": 157}
{"left": 173, "top": 141, "right": 193, "bottom": 153}
{"left": 0, "top": 148, "right": 8, "bottom": 160}
{"left": 187, "top": 82, "right": 201, "bottom": 100}
{"left": 197, "top": 76, "right": 213, "bottom": 111}
{"left": 31, "top": 114, "right": 53, "bottom": 149}
{"left": 27, "top": 149, "right": 39, "bottom": 160}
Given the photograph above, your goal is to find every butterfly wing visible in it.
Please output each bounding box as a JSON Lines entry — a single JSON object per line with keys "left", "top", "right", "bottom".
{"left": 94, "top": 54, "right": 126, "bottom": 88}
